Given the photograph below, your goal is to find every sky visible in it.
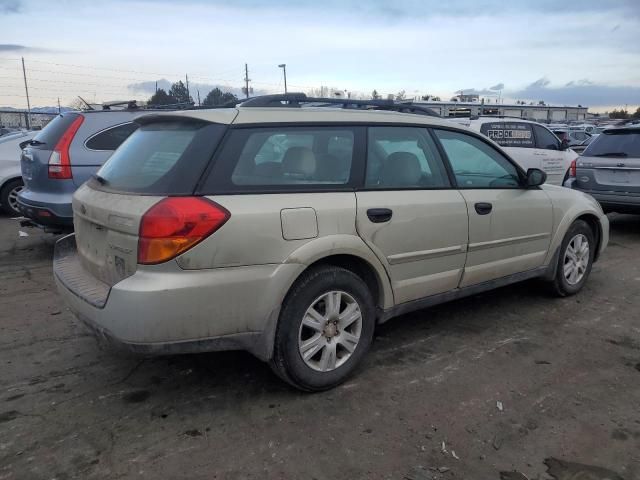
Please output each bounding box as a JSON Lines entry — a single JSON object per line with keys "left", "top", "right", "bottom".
{"left": 1, "top": 0, "right": 639, "bottom": 112}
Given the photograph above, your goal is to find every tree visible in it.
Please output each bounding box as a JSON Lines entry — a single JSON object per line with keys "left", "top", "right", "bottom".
{"left": 632, "top": 107, "right": 640, "bottom": 119}
{"left": 610, "top": 109, "right": 629, "bottom": 119}
{"left": 202, "top": 88, "right": 239, "bottom": 107}
{"left": 168, "top": 81, "right": 193, "bottom": 104}
{"left": 371, "top": 89, "right": 380, "bottom": 100}
{"left": 395, "top": 90, "right": 406, "bottom": 101}
{"left": 147, "top": 88, "right": 176, "bottom": 106}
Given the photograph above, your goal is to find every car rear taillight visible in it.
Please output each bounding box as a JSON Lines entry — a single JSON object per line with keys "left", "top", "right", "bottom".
{"left": 138, "top": 197, "right": 230, "bottom": 265}
{"left": 569, "top": 158, "right": 578, "bottom": 178}
{"left": 48, "top": 115, "right": 84, "bottom": 179}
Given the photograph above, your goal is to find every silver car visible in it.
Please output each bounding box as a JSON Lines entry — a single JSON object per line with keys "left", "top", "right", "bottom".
{"left": 53, "top": 98, "right": 609, "bottom": 391}
{"left": 566, "top": 123, "right": 640, "bottom": 213}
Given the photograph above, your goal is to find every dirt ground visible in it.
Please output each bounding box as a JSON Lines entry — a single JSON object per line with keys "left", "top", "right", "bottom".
{"left": 0, "top": 213, "right": 639, "bottom": 480}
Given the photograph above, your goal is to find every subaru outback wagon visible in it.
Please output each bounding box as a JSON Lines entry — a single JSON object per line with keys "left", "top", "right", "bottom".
{"left": 54, "top": 102, "right": 609, "bottom": 391}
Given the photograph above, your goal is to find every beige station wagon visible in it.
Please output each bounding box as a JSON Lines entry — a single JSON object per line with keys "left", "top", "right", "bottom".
{"left": 54, "top": 95, "right": 609, "bottom": 391}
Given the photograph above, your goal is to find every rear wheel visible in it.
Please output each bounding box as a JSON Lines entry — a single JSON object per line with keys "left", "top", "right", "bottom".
{"left": 270, "top": 266, "right": 375, "bottom": 391}
{"left": 548, "top": 220, "right": 595, "bottom": 296}
{"left": 0, "top": 179, "right": 24, "bottom": 216}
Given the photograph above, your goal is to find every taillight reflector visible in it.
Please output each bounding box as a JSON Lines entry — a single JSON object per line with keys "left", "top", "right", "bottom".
{"left": 138, "top": 197, "right": 230, "bottom": 265}
{"left": 569, "top": 158, "right": 578, "bottom": 178}
{"left": 48, "top": 115, "right": 84, "bottom": 179}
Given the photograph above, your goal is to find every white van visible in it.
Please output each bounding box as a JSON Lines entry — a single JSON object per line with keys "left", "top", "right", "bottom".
{"left": 451, "top": 117, "right": 577, "bottom": 186}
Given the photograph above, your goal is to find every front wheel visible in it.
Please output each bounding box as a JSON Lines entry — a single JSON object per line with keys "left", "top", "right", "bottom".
{"left": 270, "top": 266, "right": 375, "bottom": 391}
{"left": 548, "top": 219, "right": 595, "bottom": 296}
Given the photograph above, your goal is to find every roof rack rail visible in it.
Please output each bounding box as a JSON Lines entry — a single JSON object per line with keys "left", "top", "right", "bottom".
{"left": 238, "top": 93, "right": 440, "bottom": 117}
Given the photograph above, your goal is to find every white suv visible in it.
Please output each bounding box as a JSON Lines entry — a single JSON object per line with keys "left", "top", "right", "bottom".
{"left": 53, "top": 95, "right": 608, "bottom": 391}
{"left": 451, "top": 117, "right": 577, "bottom": 186}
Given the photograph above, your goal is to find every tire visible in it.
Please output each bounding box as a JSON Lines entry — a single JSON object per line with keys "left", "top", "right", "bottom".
{"left": 0, "top": 178, "right": 24, "bottom": 217}
{"left": 548, "top": 219, "right": 595, "bottom": 297}
{"left": 270, "top": 265, "right": 375, "bottom": 392}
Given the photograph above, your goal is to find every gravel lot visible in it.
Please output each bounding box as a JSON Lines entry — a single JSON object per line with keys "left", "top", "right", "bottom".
{"left": 0, "top": 214, "right": 639, "bottom": 480}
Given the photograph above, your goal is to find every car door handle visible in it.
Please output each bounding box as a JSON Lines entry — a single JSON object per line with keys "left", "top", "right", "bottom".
{"left": 367, "top": 208, "right": 393, "bottom": 223}
{"left": 474, "top": 202, "right": 493, "bottom": 215}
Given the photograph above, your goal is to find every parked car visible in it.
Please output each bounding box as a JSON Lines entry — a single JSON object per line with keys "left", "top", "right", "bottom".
{"left": 570, "top": 135, "right": 597, "bottom": 155}
{"left": 552, "top": 128, "right": 591, "bottom": 147}
{"left": 18, "top": 110, "right": 141, "bottom": 231}
{"left": 54, "top": 98, "right": 608, "bottom": 391}
{"left": 451, "top": 117, "right": 577, "bottom": 185}
{"left": 566, "top": 123, "right": 640, "bottom": 213}
{"left": 0, "top": 130, "right": 36, "bottom": 216}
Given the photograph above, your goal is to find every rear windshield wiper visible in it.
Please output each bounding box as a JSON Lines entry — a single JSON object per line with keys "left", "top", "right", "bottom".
{"left": 593, "top": 152, "right": 628, "bottom": 157}
{"left": 93, "top": 174, "right": 108, "bottom": 185}
{"left": 27, "top": 139, "right": 45, "bottom": 146}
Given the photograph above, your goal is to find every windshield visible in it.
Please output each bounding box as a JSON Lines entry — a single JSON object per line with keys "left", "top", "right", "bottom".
{"left": 582, "top": 130, "right": 640, "bottom": 158}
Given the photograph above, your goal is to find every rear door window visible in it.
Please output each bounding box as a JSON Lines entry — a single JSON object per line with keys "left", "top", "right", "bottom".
{"left": 533, "top": 125, "right": 561, "bottom": 150}
{"left": 85, "top": 122, "right": 139, "bottom": 151}
{"left": 32, "top": 113, "right": 82, "bottom": 149}
{"left": 365, "top": 127, "right": 450, "bottom": 188}
{"left": 93, "top": 121, "right": 226, "bottom": 194}
{"left": 202, "top": 127, "right": 361, "bottom": 192}
{"left": 480, "top": 122, "right": 535, "bottom": 148}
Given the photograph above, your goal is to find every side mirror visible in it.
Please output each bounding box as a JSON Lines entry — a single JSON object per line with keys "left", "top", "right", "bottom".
{"left": 526, "top": 168, "right": 547, "bottom": 187}
{"left": 559, "top": 138, "right": 569, "bottom": 151}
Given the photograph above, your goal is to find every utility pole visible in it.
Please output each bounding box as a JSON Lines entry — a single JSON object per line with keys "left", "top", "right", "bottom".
{"left": 57, "top": 97, "right": 61, "bottom": 114}
{"left": 244, "top": 63, "right": 250, "bottom": 99}
{"left": 197, "top": 89, "right": 201, "bottom": 107}
{"left": 21, "top": 57, "right": 31, "bottom": 129}
{"left": 155, "top": 81, "right": 158, "bottom": 94}
{"left": 278, "top": 64, "right": 287, "bottom": 93}
{"left": 185, "top": 74, "right": 190, "bottom": 102}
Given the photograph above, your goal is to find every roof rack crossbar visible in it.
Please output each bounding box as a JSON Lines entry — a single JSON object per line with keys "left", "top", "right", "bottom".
{"left": 239, "top": 93, "right": 440, "bottom": 117}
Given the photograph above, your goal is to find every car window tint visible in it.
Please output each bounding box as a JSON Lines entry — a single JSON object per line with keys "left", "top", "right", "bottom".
{"left": 583, "top": 130, "right": 640, "bottom": 157}
{"left": 365, "top": 127, "right": 450, "bottom": 189}
{"left": 434, "top": 129, "right": 521, "bottom": 188}
{"left": 533, "top": 125, "right": 560, "bottom": 150}
{"left": 480, "top": 122, "right": 534, "bottom": 148}
{"left": 85, "top": 123, "right": 139, "bottom": 151}
{"left": 228, "top": 128, "right": 354, "bottom": 186}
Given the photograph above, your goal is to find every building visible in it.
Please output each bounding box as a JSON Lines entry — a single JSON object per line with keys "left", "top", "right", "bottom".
{"left": 412, "top": 101, "right": 588, "bottom": 122}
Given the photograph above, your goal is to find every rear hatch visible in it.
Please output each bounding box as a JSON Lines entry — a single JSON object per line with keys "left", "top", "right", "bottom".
{"left": 20, "top": 112, "right": 83, "bottom": 194}
{"left": 72, "top": 115, "right": 231, "bottom": 286}
{"left": 576, "top": 128, "right": 640, "bottom": 193}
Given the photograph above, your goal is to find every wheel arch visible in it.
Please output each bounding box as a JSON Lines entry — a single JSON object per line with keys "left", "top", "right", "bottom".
{"left": 282, "top": 235, "right": 394, "bottom": 311}
{"left": 575, "top": 213, "right": 603, "bottom": 261}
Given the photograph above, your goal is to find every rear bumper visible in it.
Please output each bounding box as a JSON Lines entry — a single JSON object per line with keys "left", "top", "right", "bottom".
{"left": 17, "top": 189, "right": 74, "bottom": 229}
{"left": 577, "top": 189, "right": 640, "bottom": 213}
{"left": 53, "top": 234, "right": 303, "bottom": 360}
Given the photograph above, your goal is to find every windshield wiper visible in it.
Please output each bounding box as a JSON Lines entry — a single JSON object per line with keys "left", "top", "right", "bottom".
{"left": 93, "top": 174, "right": 108, "bottom": 185}
{"left": 27, "top": 139, "right": 45, "bottom": 146}
{"left": 593, "top": 152, "right": 628, "bottom": 157}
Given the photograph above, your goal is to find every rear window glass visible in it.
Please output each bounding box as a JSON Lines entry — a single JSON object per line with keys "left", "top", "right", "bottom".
{"left": 85, "top": 122, "right": 138, "bottom": 151}
{"left": 480, "top": 122, "right": 534, "bottom": 148}
{"left": 583, "top": 130, "right": 640, "bottom": 158}
{"left": 32, "top": 113, "right": 81, "bottom": 148}
{"left": 93, "top": 121, "right": 225, "bottom": 194}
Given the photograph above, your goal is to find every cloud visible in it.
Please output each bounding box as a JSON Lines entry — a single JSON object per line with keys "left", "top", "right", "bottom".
{"left": 127, "top": 79, "right": 269, "bottom": 99}
{"left": 0, "top": 0, "right": 21, "bottom": 14}
{"left": 0, "top": 43, "right": 59, "bottom": 53}
{"left": 509, "top": 79, "right": 640, "bottom": 107}
{"left": 489, "top": 83, "right": 504, "bottom": 91}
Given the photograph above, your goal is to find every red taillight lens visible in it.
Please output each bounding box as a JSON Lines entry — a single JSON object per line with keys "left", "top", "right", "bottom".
{"left": 569, "top": 158, "right": 578, "bottom": 178}
{"left": 48, "top": 115, "right": 84, "bottom": 179}
{"left": 138, "top": 197, "right": 230, "bottom": 265}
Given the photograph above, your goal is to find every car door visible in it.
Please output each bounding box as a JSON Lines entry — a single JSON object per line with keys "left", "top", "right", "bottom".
{"left": 433, "top": 128, "right": 553, "bottom": 287}
{"left": 480, "top": 121, "right": 540, "bottom": 173}
{"left": 532, "top": 124, "right": 572, "bottom": 185}
{"left": 355, "top": 126, "right": 469, "bottom": 305}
